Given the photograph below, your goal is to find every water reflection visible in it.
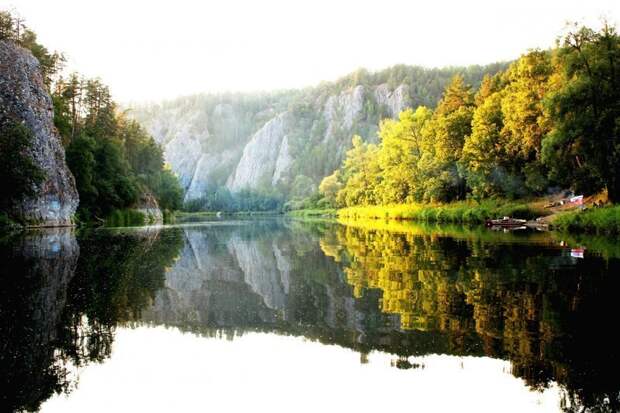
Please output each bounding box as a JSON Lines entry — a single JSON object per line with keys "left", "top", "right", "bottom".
{"left": 1, "top": 219, "right": 619, "bottom": 412}
{"left": 0, "top": 227, "right": 183, "bottom": 412}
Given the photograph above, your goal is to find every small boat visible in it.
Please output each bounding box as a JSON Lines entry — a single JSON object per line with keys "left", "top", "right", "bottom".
{"left": 485, "top": 216, "right": 527, "bottom": 228}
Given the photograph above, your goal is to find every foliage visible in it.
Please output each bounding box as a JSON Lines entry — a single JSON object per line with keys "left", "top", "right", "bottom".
{"left": 553, "top": 205, "right": 620, "bottom": 235}
{"left": 0, "top": 121, "right": 45, "bottom": 216}
{"left": 184, "top": 187, "right": 283, "bottom": 213}
{"left": 338, "top": 200, "right": 543, "bottom": 224}
{"left": 542, "top": 23, "right": 620, "bottom": 202}
{"left": 2, "top": 11, "right": 184, "bottom": 223}
{"left": 287, "top": 208, "right": 338, "bottom": 218}
{"left": 318, "top": 170, "right": 342, "bottom": 207}
{"left": 131, "top": 61, "right": 508, "bottom": 205}
{"left": 1, "top": 10, "right": 64, "bottom": 87}
{"left": 328, "top": 23, "right": 619, "bottom": 211}
{"left": 104, "top": 209, "right": 147, "bottom": 227}
{"left": 57, "top": 78, "right": 184, "bottom": 221}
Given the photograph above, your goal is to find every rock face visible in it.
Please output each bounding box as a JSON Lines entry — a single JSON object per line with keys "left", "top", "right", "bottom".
{"left": 133, "top": 84, "right": 412, "bottom": 201}
{"left": 0, "top": 41, "right": 78, "bottom": 226}
{"left": 132, "top": 83, "right": 415, "bottom": 201}
{"left": 374, "top": 84, "right": 411, "bottom": 117}
{"left": 133, "top": 192, "right": 164, "bottom": 224}
{"left": 322, "top": 85, "right": 366, "bottom": 143}
{"left": 227, "top": 113, "right": 289, "bottom": 191}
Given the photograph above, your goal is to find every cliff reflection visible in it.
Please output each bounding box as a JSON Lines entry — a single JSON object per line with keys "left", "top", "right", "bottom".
{"left": 145, "top": 220, "right": 620, "bottom": 412}
{"left": 2, "top": 219, "right": 619, "bottom": 412}
{"left": 0, "top": 227, "right": 183, "bottom": 412}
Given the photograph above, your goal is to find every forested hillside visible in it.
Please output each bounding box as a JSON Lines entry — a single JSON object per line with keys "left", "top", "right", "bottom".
{"left": 323, "top": 23, "right": 620, "bottom": 208}
{"left": 1, "top": 11, "right": 183, "bottom": 225}
{"left": 131, "top": 63, "right": 507, "bottom": 211}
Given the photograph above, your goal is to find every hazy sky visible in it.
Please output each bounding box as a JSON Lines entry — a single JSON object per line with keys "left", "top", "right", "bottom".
{"left": 1, "top": 0, "right": 618, "bottom": 102}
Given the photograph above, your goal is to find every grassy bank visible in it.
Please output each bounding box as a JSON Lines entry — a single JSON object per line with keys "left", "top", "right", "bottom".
{"left": 287, "top": 208, "right": 337, "bottom": 218}
{"left": 104, "top": 209, "right": 147, "bottom": 227}
{"left": 553, "top": 206, "right": 620, "bottom": 235}
{"left": 338, "top": 200, "right": 543, "bottom": 224}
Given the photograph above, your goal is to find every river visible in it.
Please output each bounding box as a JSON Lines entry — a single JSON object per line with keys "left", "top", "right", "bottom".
{"left": 1, "top": 218, "right": 618, "bottom": 412}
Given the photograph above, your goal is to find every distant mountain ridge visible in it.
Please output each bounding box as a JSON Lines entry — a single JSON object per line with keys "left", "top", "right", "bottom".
{"left": 130, "top": 63, "right": 508, "bottom": 203}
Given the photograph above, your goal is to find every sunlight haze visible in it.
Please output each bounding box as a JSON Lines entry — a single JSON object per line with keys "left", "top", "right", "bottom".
{"left": 1, "top": 0, "right": 617, "bottom": 101}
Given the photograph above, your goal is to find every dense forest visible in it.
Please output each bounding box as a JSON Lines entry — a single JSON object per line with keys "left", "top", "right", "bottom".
{"left": 321, "top": 23, "right": 620, "bottom": 208}
{"left": 132, "top": 62, "right": 507, "bottom": 212}
{"left": 0, "top": 11, "right": 183, "bottom": 224}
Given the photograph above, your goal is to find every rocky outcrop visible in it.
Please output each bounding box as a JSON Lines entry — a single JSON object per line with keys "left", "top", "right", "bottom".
{"left": 272, "top": 135, "right": 292, "bottom": 186}
{"left": 0, "top": 40, "right": 78, "bottom": 226}
{"left": 322, "top": 85, "right": 366, "bottom": 143}
{"left": 132, "top": 82, "right": 414, "bottom": 201}
{"left": 133, "top": 192, "right": 163, "bottom": 224}
{"left": 227, "top": 113, "right": 289, "bottom": 191}
{"left": 185, "top": 150, "right": 237, "bottom": 201}
{"left": 374, "top": 84, "right": 411, "bottom": 117}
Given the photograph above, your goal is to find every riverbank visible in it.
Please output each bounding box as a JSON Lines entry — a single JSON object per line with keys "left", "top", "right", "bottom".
{"left": 338, "top": 200, "right": 544, "bottom": 224}
{"left": 287, "top": 209, "right": 337, "bottom": 218}
{"left": 552, "top": 205, "right": 620, "bottom": 235}
{"left": 290, "top": 198, "right": 620, "bottom": 235}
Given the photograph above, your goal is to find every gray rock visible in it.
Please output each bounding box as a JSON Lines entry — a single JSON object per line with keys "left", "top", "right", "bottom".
{"left": 323, "top": 85, "right": 366, "bottom": 143}
{"left": 374, "top": 83, "right": 411, "bottom": 117}
{"left": 133, "top": 192, "right": 163, "bottom": 224}
{"left": 227, "top": 113, "right": 288, "bottom": 191}
{"left": 271, "top": 135, "right": 292, "bottom": 186}
{"left": 184, "top": 150, "right": 237, "bottom": 201}
{"left": 0, "top": 41, "right": 78, "bottom": 226}
{"left": 132, "top": 83, "right": 412, "bottom": 197}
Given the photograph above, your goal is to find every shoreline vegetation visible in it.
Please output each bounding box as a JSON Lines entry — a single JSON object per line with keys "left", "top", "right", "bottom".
{"left": 288, "top": 200, "right": 620, "bottom": 235}
{"left": 306, "top": 23, "right": 620, "bottom": 238}
{"left": 1, "top": 11, "right": 184, "bottom": 230}
{"left": 334, "top": 216, "right": 620, "bottom": 259}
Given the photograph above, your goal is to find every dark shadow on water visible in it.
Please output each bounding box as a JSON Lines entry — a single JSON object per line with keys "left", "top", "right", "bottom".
{"left": 0, "top": 226, "right": 183, "bottom": 412}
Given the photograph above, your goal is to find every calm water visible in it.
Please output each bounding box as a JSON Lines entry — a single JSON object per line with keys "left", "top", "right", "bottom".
{"left": 1, "top": 218, "right": 619, "bottom": 412}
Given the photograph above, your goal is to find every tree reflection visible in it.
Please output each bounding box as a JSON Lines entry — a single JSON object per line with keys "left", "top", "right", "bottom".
{"left": 2, "top": 219, "right": 619, "bottom": 412}
{"left": 324, "top": 221, "right": 620, "bottom": 412}
{"left": 0, "top": 227, "right": 183, "bottom": 412}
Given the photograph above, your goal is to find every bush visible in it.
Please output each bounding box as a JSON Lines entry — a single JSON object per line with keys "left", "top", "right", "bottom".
{"left": 554, "top": 206, "right": 620, "bottom": 235}
{"left": 105, "top": 209, "right": 146, "bottom": 227}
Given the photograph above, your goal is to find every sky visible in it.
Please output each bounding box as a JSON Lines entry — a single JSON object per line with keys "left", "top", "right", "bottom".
{"left": 1, "top": 0, "right": 618, "bottom": 102}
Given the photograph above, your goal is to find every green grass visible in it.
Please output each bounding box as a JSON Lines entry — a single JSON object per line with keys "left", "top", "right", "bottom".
{"left": 288, "top": 208, "right": 337, "bottom": 218}
{"left": 553, "top": 205, "right": 620, "bottom": 235}
{"left": 338, "top": 200, "right": 543, "bottom": 224}
{"left": 105, "top": 209, "right": 147, "bottom": 227}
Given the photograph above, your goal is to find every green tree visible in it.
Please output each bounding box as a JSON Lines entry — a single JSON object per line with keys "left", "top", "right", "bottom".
{"left": 461, "top": 92, "right": 507, "bottom": 198}
{"left": 542, "top": 23, "right": 620, "bottom": 201}
{"left": 319, "top": 170, "right": 343, "bottom": 206}
{"left": 65, "top": 135, "right": 98, "bottom": 215}
{"left": 0, "top": 122, "right": 45, "bottom": 214}
{"left": 336, "top": 136, "right": 380, "bottom": 206}
{"left": 376, "top": 107, "right": 432, "bottom": 203}
{"left": 418, "top": 75, "right": 474, "bottom": 202}
{"left": 152, "top": 167, "right": 184, "bottom": 211}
